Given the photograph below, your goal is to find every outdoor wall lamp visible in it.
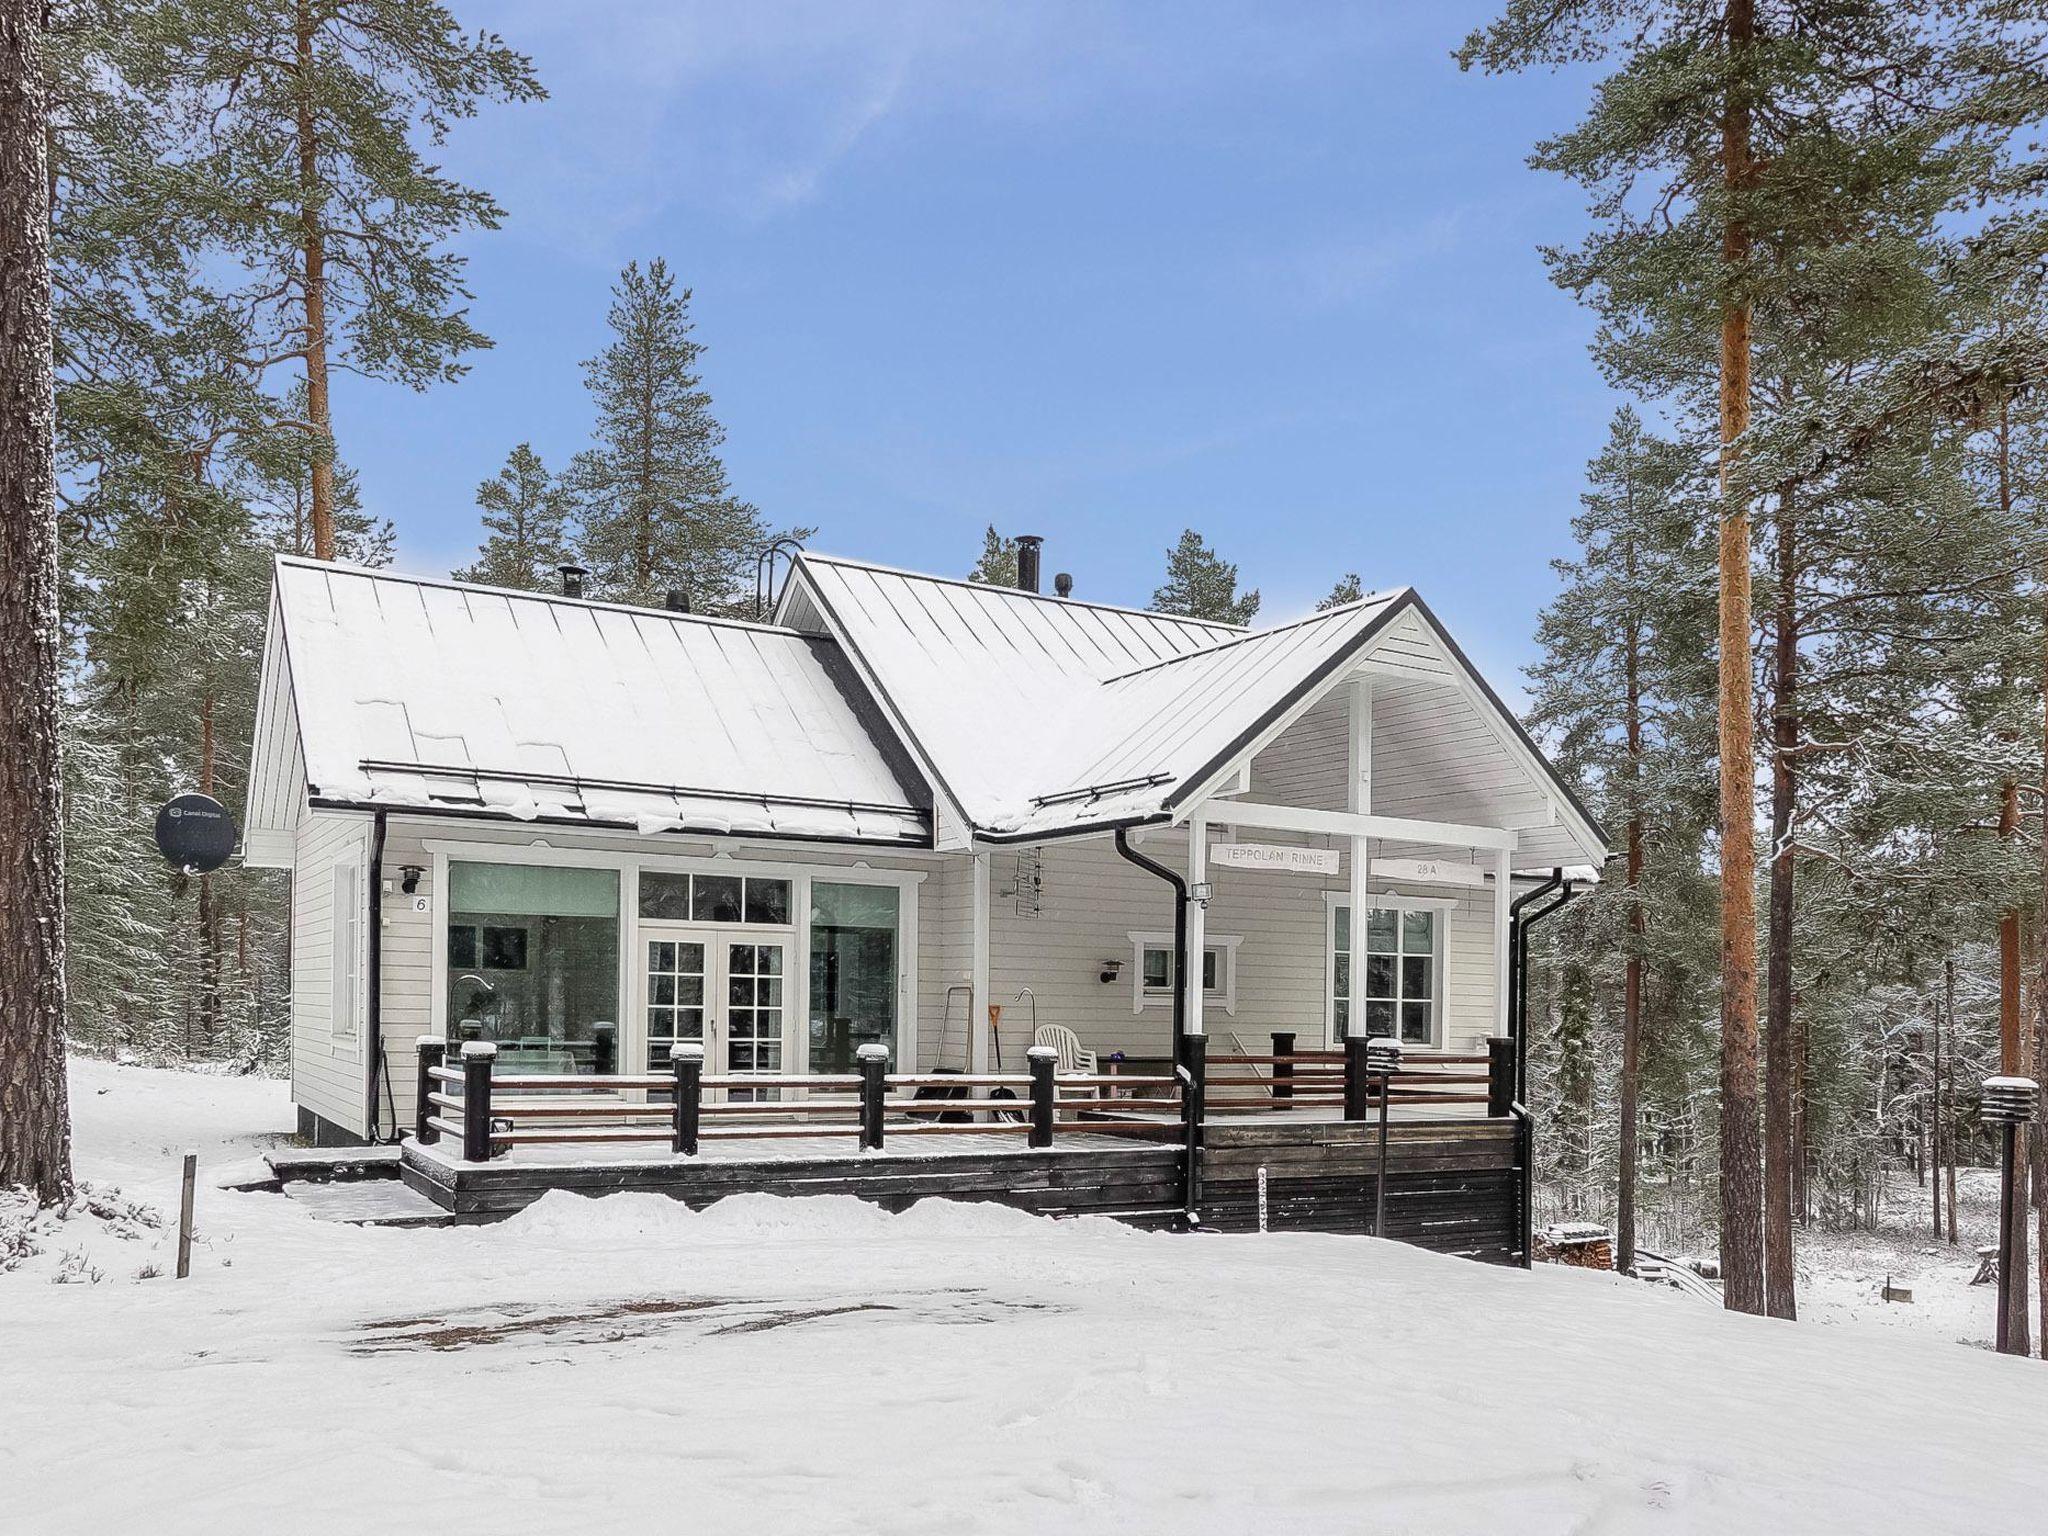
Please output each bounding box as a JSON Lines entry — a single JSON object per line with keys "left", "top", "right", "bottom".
{"left": 400, "top": 865, "right": 424, "bottom": 894}
{"left": 1099, "top": 958, "right": 1123, "bottom": 984}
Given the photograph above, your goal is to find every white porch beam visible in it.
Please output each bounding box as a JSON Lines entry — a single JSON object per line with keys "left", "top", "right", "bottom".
{"left": 1185, "top": 811, "right": 1208, "bottom": 1038}
{"left": 1348, "top": 678, "right": 1372, "bottom": 1041}
{"left": 1493, "top": 847, "right": 1512, "bottom": 1046}
{"left": 1210, "top": 798, "right": 1520, "bottom": 854}
{"left": 970, "top": 852, "right": 991, "bottom": 1072}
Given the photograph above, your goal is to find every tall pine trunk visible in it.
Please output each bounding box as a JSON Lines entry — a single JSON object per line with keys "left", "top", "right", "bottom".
{"left": 0, "top": 0, "right": 73, "bottom": 1203}
{"left": 1944, "top": 956, "right": 1959, "bottom": 1248}
{"left": 296, "top": 0, "right": 334, "bottom": 559}
{"left": 1716, "top": 0, "right": 1766, "bottom": 1317}
{"left": 2038, "top": 554, "right": 2048, "bottom": 1353}
{"left": 1763, "top": 502, "right": 1798, "bottom": 1319}
{"left": 1618, "top": 518, "right": 1645, "bottom": 1276}
{"left": 1994, "top": 401, "right": 2031, "bottom": 1351}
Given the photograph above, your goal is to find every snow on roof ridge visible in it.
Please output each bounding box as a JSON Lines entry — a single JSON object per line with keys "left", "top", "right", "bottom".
{"left": 796, "top": 550, "right": 1249, "bottom": 632}
{"left": 1095, "top": 587, "right": 1410, "bottom": 685}
{"left": 274, "top": 554, "right": 810, "bottom": 639}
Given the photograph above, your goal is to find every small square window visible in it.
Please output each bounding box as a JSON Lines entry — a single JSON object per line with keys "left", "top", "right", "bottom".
{"left": 693, "top": 874, "right": 743, "bottom": 923}
{"left": 744, "top": 878, "right": 791, "bottom": 925}
{"left": 639, "top": 871, "right": 691, "bottom": 919}
{"left": 1142, "top": 947, "right": 1172, "bottom": 991}
{"left": 482, "top": 925, "right": 528, "bottom": 970}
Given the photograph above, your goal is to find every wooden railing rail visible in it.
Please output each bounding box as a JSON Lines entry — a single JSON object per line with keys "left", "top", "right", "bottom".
{"left": 418, "top": 1039, "right": 1187, "bottom": 1162}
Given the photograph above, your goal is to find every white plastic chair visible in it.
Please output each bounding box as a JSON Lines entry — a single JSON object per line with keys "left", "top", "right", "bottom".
{"left": 1032, "top": 1023, "right": 1100, "bottom": 1099}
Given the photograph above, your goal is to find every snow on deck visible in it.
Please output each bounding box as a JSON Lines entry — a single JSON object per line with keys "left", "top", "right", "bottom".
{"left": 7, "top": 1057, "right": 2048, "bottom": 1535}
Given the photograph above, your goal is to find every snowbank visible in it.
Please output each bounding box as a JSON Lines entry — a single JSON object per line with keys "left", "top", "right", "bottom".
{"left": 5, "top": 1058, "right": 2048, "bottom": 1535}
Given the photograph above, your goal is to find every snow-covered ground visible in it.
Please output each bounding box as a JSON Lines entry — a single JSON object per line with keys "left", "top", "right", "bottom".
{"left": 7, "top": 1059, "right": 2048, "bottom": 1535}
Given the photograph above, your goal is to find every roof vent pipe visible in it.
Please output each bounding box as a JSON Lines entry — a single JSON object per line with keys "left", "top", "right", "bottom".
{"left": 1016, "top": 535, "right": 1043, "bottom": 594}
{"left": 559, "top": 564, "right": 588, "bottom": 599}
{"left": 1053, "top": 572, "right": 1073, "bottom": 598}
{"left": 666, "top": 588, "right": 691, "bottom": 614}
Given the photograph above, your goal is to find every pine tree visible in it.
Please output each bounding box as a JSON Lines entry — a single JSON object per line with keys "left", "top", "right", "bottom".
{"left": 160, "top": 0, "right": 542, "bottom": 558}
{"left": 455, "top": 444, "right": 568, "bottom": 589}
{"left": 1528, "top": 407, "right": 1718, "bottom": 1270}
{"left": 1317, "top": 573, "right": 1364, "bottom": 610}
{"left": 967, "top": 525, "right": 1017, "bottom": 586}
{"left": 1150, "top": 529, "right": 1259, "bottom": 625}
{"left": 572, "top": 259, "right": 785, "bottom": 610}
{"left": 1459, "top": 0, "right": 2048, "bottom": 1317}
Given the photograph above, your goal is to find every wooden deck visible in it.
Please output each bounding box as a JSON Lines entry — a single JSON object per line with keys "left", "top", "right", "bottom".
{"left": 399, "top": 1113, "right": 1529, "bottom": 1263}
{"left": 402, "top": 1129, "right": 1187, "bottom": 1224}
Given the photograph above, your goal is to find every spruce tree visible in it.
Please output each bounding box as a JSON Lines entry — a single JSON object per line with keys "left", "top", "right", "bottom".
{"left": 456, "top": 443, "right": 569, "bottom": 590}
{"left": 572, "top": 259, "right": 784, "bottom": 610}
{"left": 1150, "top": 529, "right": 1260, "bottom": 625}
{"left": 967, "top": 525, "right": 1017, "bottom": 586}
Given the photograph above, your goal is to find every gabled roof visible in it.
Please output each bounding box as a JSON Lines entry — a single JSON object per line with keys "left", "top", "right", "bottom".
{"left": 780, "top": 553, "right": 1606, "bottom": 859}
{"left": 256, "top": 558, "right": 930, "bottom": 846}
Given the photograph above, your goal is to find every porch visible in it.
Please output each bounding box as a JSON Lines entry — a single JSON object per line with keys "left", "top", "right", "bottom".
{"left": 395, "top": 1034, "right": 1532, "bottom": 1262}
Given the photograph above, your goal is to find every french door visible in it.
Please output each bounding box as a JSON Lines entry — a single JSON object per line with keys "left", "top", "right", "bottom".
{"left": 639, "top": 925, "right": 789, "bottom": 1089}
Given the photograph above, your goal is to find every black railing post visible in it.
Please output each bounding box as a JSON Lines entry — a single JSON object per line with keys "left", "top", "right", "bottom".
{"left": 857, "top": 1043, "right": 889, "bottom": 1150}
{"left": 671, "top": 1042, "right": 703, "bottom": 1156}
{"left": 1344, "top": 1034, "right": 1372, "bottom": 1120}
{"left": 415, "top": 1036, "right": 445, "bottom": 1144}
{"left": 1366, "top": 1037, "right": 1403, "bottom": 1239}
{"left": 1271, "top": 1030, "right": 1295, "bottom": 1105}
{"left": 1027, "top": 1045, "right": 1057, "bottom": 1149}
{"left": 1487, "top": 1036, "right": 1515, "bottom": 1118}
{"left": 460, "top": 1041, "right": 496, "bottom": 1163}
{"left": 1180, "top": 1034, "right": 1207, "bottom": 1224}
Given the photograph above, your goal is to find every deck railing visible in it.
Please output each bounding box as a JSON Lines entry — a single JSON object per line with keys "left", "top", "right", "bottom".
{"left": 1200, "top": 1032, "right": 1511, "bottom": 1117}
{"left": 415, "top": 1037, "right": 1184, "bottom": 1162}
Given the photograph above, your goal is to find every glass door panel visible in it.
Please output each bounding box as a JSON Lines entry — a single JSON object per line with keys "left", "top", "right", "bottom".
{"left": 725, "top": 940, "right": 786, "bottom": 1101}
{"left": 644, "top": 937, "right": 707, "bottom": 1071}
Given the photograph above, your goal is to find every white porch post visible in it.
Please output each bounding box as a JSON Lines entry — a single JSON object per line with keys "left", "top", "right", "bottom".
{"left": 1348, "top": 677, "right": 1372, "bottom": 1040}
{"left": 1185, "top": 812, "right": 1208, "bottom": 1039}
{"left": 970, "top": 851, "right": 992, "bottom": 1072}
{"left": 1494, "top": 847, "right": 1513, "bottom": 1040}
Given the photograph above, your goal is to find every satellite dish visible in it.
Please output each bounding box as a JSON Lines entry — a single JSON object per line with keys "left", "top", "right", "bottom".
{"left": 154, "top": 792, "right": 238, "bottom": 874}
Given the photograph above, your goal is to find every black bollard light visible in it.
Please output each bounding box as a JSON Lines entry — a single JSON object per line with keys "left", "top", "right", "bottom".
{"left": 1982, "top": 1075, "right": 2038, "bottom": 1355}
{"left": 1366, "top": 1036, "right": 1403, "bottom": 1238}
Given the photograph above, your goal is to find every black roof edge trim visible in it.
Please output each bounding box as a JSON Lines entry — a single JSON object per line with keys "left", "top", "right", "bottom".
{"left": 972, "top": 812, "right": 1173, "bottom": 847}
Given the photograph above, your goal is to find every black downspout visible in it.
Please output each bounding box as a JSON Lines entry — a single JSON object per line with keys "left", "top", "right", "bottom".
{"left": 366, "top": 809, "right": 389, "bottom": 1142}
{"left": 1507, "top": 869, "right": 1564, "bottom": 1104}
{"left": 1515, "top": 879, "right": 1578, "bottom": 1103}
{"left": 1114, "top": 827, "right": 1187, "bottom": 1062}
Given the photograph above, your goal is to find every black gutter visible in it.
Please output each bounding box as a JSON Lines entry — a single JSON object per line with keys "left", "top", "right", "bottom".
{"left": 1113, "top": 827, "right": 1187, "bottom": 1062}
{"left": 365, "top": 809, "right": 392, "bottom": 1142}
{"left": 307, "top": 797, "right": 932, "bottom": 851}
{"left": 1507, "top": 870, "right": 1564, "bottom": 1098}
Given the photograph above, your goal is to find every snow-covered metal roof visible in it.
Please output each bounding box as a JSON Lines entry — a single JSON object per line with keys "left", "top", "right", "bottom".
{"left": 783, "top": 554, "right": 1606, "bottom": 857}
{"left": 266, "top": 558, "right": 930, "bottom": 845}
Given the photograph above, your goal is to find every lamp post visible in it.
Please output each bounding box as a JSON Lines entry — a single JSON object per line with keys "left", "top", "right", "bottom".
{"left": 1981, "top": 1074, "right": 2038, "bottom": 1356}
{"left": 1366, "top": 1036, "right": 1403, "bottom": 1238}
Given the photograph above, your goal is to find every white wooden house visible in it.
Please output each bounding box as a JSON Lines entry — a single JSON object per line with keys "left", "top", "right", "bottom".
{"left": 244, "top": 548, "right": 1605, "bottom": 1146}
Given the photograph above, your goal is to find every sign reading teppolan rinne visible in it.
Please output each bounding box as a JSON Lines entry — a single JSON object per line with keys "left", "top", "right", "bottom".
{"left": 1209, "top": 842, "right": 1342, "bottom": 875}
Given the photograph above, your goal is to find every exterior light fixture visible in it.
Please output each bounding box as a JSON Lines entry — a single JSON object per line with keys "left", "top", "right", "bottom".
{"left": 399, "top": 864, "right": 424, "bottom": 894}
{"left": 1983, "top": 1074, "right": 2039, "bottom": 1355}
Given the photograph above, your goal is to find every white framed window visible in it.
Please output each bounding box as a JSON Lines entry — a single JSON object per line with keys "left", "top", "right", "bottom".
{"left": 1326, "top": 895, "right": 1450, "bottom": 1048}
{"left": 1128, "top": 931, "right": 1241, "bottom": 1016}
{"left": 332, "top": 862, "right": 360, "bottom": 1039}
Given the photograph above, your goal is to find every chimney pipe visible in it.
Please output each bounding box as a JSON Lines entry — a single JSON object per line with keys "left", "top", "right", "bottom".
{"left": 558, "top": 564, "right": 588, "bottom": 599}
{"left": 1016, "top": 534, "right": 1043, "bottom": 594}
{"left": 1053, "top": 572, "right": 1073, "bottom": 598}
{"left": 666, "top": 588, "right": 691, "bottom": 614}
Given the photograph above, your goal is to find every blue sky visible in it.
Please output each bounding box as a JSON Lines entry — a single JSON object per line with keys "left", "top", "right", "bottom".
{"left": 337, "top": 3, "right": 1614, "bottom": 699}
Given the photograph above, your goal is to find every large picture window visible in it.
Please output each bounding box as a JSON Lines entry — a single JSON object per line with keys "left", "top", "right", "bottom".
{"left": 447, "top": 862, "right": 620, "bottom": 1075}
{"left": 809, "top": 881, "right": 900, "bottom": 1072}
{"left": 1330, "top": 899, "right": 1445, "bottom": 1048}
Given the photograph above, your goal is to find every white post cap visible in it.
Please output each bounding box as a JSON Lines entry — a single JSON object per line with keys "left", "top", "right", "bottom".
{"left": 460, "top": 1041, "right": 498, "bottom": 1060}
{"left": 855, "top": 1042, "right": 891, "bottom": 1061}
{"left": 1026, "top": 1045, "right": 1060, "bottom": 1062}
{"left": 415, "top": 1035, "right": 444, "bottom": 1051}
{"left": 669, "top": 1042, "right": 705, "bottom": 1062}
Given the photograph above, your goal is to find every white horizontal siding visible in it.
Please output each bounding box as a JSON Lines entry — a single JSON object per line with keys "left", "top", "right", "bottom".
{"left": 291, "top": 810, "right": 370, "bottom": 1137}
